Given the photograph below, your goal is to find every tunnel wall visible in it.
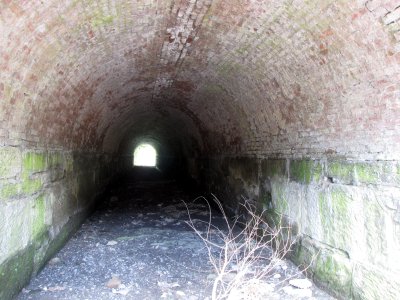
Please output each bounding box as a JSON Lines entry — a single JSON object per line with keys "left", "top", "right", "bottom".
{"left": 205, "top": 157, "right": 400, "bottom": 299}
{"left": 0, "top": 146, "right": 117, "bottom": 300}
{"left": 1, "top": 1, "right": 400, "bottom": 299}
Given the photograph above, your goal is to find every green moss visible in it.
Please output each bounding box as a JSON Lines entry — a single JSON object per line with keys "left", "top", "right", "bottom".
{"left": 2, "top": 151, "right": 53, "bottom": 197}
{"left": 2, "top": 174, "right": 43, "bottom": 198}
{"left": 48, "top": 152, "right": 63, "bottom": 168}
{"left": 327, "top": 161, "right": 354, "bottom": 184}
{"left": 262, "top": 159, "right": 286, "bottom": 178}
{"left": 23, "top": 152, "right": 46, "bottom": 173}
{"left": 355, "top": 163, "right": 379, "bottom": 184}
{"left": 265, "top": 208, "right": 282, "bottom": 229}
{"left": 235, "top": 45, "right": 251, "bottom": 55}
{"left": 276, "top": 197, "right": 288, "bottom": 213}
{"left": 272, "top": 181, "right": 288, "bottom": 214}
{"left": 0, "top": 183, "right": 21, "bottom": 199}
{"left": 260, "top": 191, "right": 272, "bottom": 211}
{"left": 0, "top": 206, "right": 91, "bottom": 300}
{"left": 290, "top": 160, "right": 313, "bottom": 184}
{"left": 319, "top": 187, "right": 352, "bottom": 248}
{"left": 328, "top": 160, "right": 382, "bottom": 185}
{"left": 318, "top": 192, "right": 330, "bottom": 235}
{"left": 91, "top": 10, "right": 115, "bottom": 27}
{"left": 315, "top": 253, "right": 334, "bottom": 279}
{"left": 291, "top": 238, "right": 318, "bottom": 275}
{"left": 65, "top": 155, "right": 74, "bottom": 174}
{"left": 313, "top": 162, "right": 323, "bottom": 182}
{"left": 32, "top": 195, "right": 46, "bottom": 240}
{"left": 21, "top": 177, "right": 43, "bottom": 195}
{"left": 0, "top": 244, "right": 34, "bottom": 300}
{"left": 331, "top": 188, "right": 348, "bottom": 215}
{"left": 292, "top": 241, "right": 307, "bottom": 266}
{"left": 314, "top": 252, "right": 353, "bottom": 299}
{"left": 217, "top": 62, "right": 242, "bottom": 77}
{"left": 202, "top": 83, "right": 225, "bottom": 96}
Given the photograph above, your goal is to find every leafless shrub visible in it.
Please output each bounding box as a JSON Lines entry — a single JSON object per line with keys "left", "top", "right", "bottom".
{"left": 184, "top": 194, "right": 300, "bottom": 300}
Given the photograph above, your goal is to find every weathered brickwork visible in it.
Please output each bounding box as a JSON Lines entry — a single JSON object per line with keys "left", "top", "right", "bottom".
{"left": 0, "top": 0, "right": 399, "bottom": 158}
{"left": 1, "top": 0, "right": 400, "bottom": 299}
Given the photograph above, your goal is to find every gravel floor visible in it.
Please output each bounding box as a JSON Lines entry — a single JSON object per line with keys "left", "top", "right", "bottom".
{"left": 17, "top": 172, "right": 336, "bottom": 300}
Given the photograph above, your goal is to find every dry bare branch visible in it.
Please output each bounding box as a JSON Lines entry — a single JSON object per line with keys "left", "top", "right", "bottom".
{"left": 183, "top": 195, "right": 305, "bottom": 300}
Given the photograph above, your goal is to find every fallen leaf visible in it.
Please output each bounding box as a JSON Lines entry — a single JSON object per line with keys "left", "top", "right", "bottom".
{"left": 289, "top": 278, "right": 312, "bottom": 289}
{"left": 48, "top": 257, "right": 61, "bottom": 265}
{"left": 48, "top": 286, "right": 66, "bottom": 292}
{"left": 106, "top": 276, "right": 122, "bottom": 289}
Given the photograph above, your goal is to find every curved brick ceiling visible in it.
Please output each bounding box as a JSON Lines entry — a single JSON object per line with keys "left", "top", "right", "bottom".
{"left": 1, "top": 0, "right": 399, "bottom": 158}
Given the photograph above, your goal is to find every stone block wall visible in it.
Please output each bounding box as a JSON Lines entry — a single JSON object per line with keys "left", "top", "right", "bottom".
{"left": 206, "top": 157, "right": 400, "bottom": 299}
{"left": 0, "top": 146, "right": 117, "bottom": 300}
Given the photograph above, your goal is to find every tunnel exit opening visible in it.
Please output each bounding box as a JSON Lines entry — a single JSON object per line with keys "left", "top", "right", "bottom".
{"left": 133, "top": 143, "right": 157, "bottom": 167}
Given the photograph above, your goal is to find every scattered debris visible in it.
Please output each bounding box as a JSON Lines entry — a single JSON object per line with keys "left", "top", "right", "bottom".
{"left": 111, "top": 284, "right": 131, "bottom": 295}
{"left": 106, "top": 240, "right": 118, "bottom": 246}
{"left": 106, "top": 276, "right": 121, "bottom": 289}
{"left": 283, "top": 286, "right": 313, "bottom": 297}
{"left": 16, "top": 179, "right": 335, "bottom": 300}
{"left": 289, "top": 278, "right": 313, "bottom": 289}
{"left": 228, "top": 279, "right": 274, "bottom": 300}
{"left": 48, "top": 257, "right": 61, "bottom": 265}
{"left": 48, "top": 286, "right": 66, "bottom": 292}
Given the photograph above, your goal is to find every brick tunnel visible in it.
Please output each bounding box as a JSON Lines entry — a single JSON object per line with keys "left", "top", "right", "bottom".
{"left": 1, "top": 0, "right": 400, "bottom": 299}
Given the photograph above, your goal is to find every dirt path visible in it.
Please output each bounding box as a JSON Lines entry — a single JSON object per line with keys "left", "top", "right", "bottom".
{"left": 17, "top": 177, "right": 335, "bottom": 300}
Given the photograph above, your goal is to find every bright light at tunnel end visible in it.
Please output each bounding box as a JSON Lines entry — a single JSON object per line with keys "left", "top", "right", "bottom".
{"left": 133, "top": 144, "right": 157, "bottom": 167}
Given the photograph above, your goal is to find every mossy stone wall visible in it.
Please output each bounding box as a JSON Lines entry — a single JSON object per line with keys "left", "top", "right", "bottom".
{"left": 207, "top": 157, "right": 400, "bottom": 300}
{"left": 0, "top": 147, "right": 117, "bottom": 300}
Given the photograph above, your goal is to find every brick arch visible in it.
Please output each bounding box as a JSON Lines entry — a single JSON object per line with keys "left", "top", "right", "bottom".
{"left": 1, "top": 0, "right": 398, "bottom": 158}
{"left": 1, "top": 1, "right": 400, "bottom": 299}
